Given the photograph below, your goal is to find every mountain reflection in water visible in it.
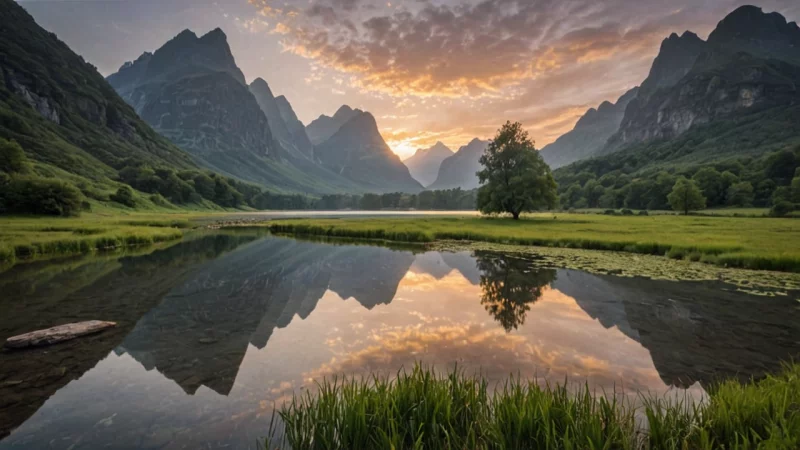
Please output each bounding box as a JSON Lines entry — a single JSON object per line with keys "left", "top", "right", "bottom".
{"left": 1, "top": 234, "right": 798, "bottom": 449}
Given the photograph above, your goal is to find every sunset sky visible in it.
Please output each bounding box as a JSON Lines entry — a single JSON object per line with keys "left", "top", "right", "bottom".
{"left": 20, "top": 0, "right": 800, "bottom": 159}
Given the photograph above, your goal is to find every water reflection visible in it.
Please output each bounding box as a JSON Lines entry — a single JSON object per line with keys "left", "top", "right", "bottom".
{"left": 476, "top": 252, "right": 556, "bottom": 331}
{"left": 0, "top": 235, "right": 798, "bottom": 448}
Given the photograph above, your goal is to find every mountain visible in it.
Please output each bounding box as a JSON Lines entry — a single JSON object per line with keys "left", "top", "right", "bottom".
{"left": 315, "top": 112, "right": 424, "bottom": 193}
{"left": 604, "top": 6, "right": 800, "bottom": 153}
{"left": 107, "top": 29, "right": 361, "bottom": 194}
{"left": 0, "top": 0, "right": 260, "bottom": 212}
{"left": 403, "top": 142, "right": 454, "bottom": 186}
{"left": 275, "top": 95, "right": 315, "bottom": 159}
{"left": 249, "top": 78, "right": 306, "bottom": 159}
{"left": 539, "top": 87, "right": 638, "bottom": 169}
{"left": 306, "top": 105, "right": 362, "bottom": 145}
{"left": 554, "top": 5, "right": 800, "bottom": 211}
{"left": 428, "top": 139, "right": 490, "bottom": 190}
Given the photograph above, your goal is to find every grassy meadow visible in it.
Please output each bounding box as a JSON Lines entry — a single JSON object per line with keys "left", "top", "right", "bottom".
{"left": 263, "top": 213, "right": 800, "bottom": 272}
{"left": 269, "top": 363, "right": 800, "bottom": 450}
{"left": 0, "top": 212, "right": 210, "bottom": 266}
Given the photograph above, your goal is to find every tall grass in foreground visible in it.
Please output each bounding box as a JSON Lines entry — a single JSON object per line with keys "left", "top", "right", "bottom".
{"left": 267, "top": 363, "right": 800, "bottom": 450}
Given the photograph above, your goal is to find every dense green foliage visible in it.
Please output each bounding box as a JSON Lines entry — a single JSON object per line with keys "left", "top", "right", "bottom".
{"left": 667, "top": 177, "right": 706, "bottom": 215}
{"left": 477, "top": 122, "right": 557, "bottom": 219}
{"left": 264, "top": 214, "right": 800, "bottom": 272}
{"left": 313, "top": 189, "right": 477, "bottom": 211}
{"left": 554, "top": 116, "right": 800, "bottom": 214}
{"left": 269, "top": 363, "right": 800, "bottom": 450}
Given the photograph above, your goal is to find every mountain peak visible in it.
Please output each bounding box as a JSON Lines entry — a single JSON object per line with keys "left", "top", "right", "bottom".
{"left": 334, "top": 105, "right": 356, "bottom": 119}
{"left": 249, "top": 77, "right": 273, "bottom": 94}
{"left": 175, "top": 29, "right": 198, "bottom": 41}
{"left": 345, "top": 111, "right": 378, "bottom": 131}
{"left": 707, "top": 5, "right": 800, "bottom": 51}
{"left": 639, "top": 29, "right": 706, "bottom": 98}
{"left": 202, "top": 27, "right": 227, "bottom": 39}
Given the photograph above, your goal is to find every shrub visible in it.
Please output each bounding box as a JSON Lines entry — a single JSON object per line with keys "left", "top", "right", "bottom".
{"left": 603, "top": 209, "right": 617, "bottom": 215}
{"left": 770, "top": 201, "right": 794, "bottom": 217}
{"left": 110, "top": 186, "right": 136, "bottom": 207}
{"left": 149, "top": 193, "right": 172, "bottom": 207}
{"left": 621, "top": 208, "right": 634, "bottom": 215}
{"left": 638, "top": 210, "right": 649, "bottom": 216}
{"left": 0, "top": 176, "right": 83, "bottom": 216}
{"left": 0, "top": 138, "right": 28, "bottom": 173}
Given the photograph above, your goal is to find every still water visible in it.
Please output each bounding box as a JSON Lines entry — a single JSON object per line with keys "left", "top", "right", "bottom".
{"left": 1, "top": 233, "right": 798, "bottom": 449}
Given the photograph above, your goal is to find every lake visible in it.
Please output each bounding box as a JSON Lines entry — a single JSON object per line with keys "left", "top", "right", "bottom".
{"left": 1, "top": 232, "right": 799, "bottom": 449}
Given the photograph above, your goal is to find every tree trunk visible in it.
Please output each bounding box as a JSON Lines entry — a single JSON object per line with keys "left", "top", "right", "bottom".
{"left": 512, "top": 212, "right": 520, "bottom": 220}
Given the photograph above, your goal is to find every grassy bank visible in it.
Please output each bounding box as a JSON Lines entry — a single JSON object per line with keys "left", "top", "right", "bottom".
{"left": 269, "top": 363, "right": 800, "bottom": 450}
{"left": 0, "top": 213, "right": 208, "bottom": 266}
{"left": 262, "top": 214, "right": 800, "bottom": 272}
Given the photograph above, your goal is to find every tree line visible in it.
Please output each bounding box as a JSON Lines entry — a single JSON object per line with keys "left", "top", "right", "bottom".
{"left": 0, "top": 137, "right": 478, "bottom": 215}
{"left": 554, "top": 146, "right": 800, "bottom": 216}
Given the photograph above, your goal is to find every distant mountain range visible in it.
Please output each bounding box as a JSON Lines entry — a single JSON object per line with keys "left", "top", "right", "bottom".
{"left": 428, "top": 139, "right": 490, "bottom": 190}
{"left": 403, "top": 142, "right": 453, "bottom": 187}
{"left": 5, "top": 0, "right": 798, "bottom": 207}
{"left": 106, "top": 30, "right": 425, "bottom": 194}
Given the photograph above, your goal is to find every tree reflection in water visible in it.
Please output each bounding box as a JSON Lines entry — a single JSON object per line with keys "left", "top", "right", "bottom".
{"left": 476, "top": 252, "right": 557, "bottom": 332}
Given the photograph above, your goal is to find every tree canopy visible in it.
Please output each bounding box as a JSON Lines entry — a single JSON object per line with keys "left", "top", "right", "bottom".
{"left": 477, "top": 122, "right": 557, "bottom": 219}
{"left": 668, "top": 177, "right": 706, "bottom": 215}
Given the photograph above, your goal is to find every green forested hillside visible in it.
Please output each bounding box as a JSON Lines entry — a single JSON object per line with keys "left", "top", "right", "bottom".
{"left": 552, "top": 6, "right": 800, "bottom": 215}
{"left": 0, "top": 0, "right": 275, "bottom": 215}
{"left": 554, "top": 108, "right": 800, "bottom": 212}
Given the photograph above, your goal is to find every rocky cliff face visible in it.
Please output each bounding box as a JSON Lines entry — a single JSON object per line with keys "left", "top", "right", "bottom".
{"left": 275, "top": 95, "right": 315, "bottom": 159}
{"left": 315, "top": 112, "right": 423, "bottom": 193}
{"left": 403, "top": 142, "right": 454, "bottom": 187}
{"left": 605, "top": 6, "right": 800, "bottom": 152}
{"left": 250, "top": 78, "right": 313, "bottom": 159}
{"left": 137, "top": 72, "right": 276, "bottom": 160}
{"left": 539, "top": 87, "right": 638, "bottom": 169}
{"left": 107, "top": 29, "right": 367, "bottom": 193}
{"left": 108, "top": 28, "right": 280, "bottom": 163}
{"left": 306, "top": 105, "right": 362, "bottom": 145}
{"left": 428, "top": 139, "right": 489, "bottom": 190}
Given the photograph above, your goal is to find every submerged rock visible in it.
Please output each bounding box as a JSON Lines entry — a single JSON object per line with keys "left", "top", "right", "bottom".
{"left": 5, "top": 320, "right": 117, "bottom": 349}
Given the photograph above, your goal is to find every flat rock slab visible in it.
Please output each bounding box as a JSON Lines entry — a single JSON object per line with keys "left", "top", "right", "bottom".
{"left": 5, "top": 321, "right": 117, "bottom": 349}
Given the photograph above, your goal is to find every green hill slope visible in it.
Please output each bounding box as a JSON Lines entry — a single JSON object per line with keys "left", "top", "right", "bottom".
{"left": 0, "top": 0, "right": 267, "bottom": 214}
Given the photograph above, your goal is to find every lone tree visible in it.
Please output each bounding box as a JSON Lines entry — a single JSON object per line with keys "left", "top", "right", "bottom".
{"left": 668, "top": 177, "right": 706, "bottom": 215}
{"left": 476, "top": 121, "right": 557, "bottom": 219}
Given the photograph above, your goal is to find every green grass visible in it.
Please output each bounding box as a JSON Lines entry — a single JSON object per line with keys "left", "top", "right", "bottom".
{"left": 0, "top": 212, "right": 209, "bottom": 266}
{"left": 268, "top": 363, "right": 800, "bottom": 450}
{"left": 260, "top": 213, "right": 800, "bottom": 272}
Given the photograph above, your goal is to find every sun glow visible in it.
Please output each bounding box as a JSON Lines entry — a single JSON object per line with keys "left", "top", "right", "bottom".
{"left": 388, "top": 139, "right": 418, "bottom": 160}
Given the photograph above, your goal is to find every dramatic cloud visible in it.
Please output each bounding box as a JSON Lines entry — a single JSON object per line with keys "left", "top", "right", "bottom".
{"left": 244, "top": 0, "right": 798, "bottom": 155}
{"left": 22, "top": 0, "right": 799, "bottom": 158}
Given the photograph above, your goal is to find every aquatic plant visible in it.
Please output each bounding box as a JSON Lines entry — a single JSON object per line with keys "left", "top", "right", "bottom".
{"left": 268, "top": 363, "right": 800, "bottom": 450}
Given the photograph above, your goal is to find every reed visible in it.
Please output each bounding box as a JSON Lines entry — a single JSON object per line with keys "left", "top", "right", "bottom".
{"left": 268, "top": 363, "right": 800, "bottom": 450}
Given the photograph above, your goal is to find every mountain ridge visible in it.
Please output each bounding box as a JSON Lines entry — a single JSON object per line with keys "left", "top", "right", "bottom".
{"left": 428, "top": 138, "right": 490, "bottom": 190}
{"left": 306, "top": 105, "right": 363, "bottom": 145}
{"left": 107, "top": 29, "right": 370, "bottom": 194}
{"left": 403, "top": 141, "right": 454, "bottom": 186}
{"left": 315, "top": 111, "right": 424, "bottom": 193}
{"left": 539, "top": 87, "right": 639, "bottom": 169}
